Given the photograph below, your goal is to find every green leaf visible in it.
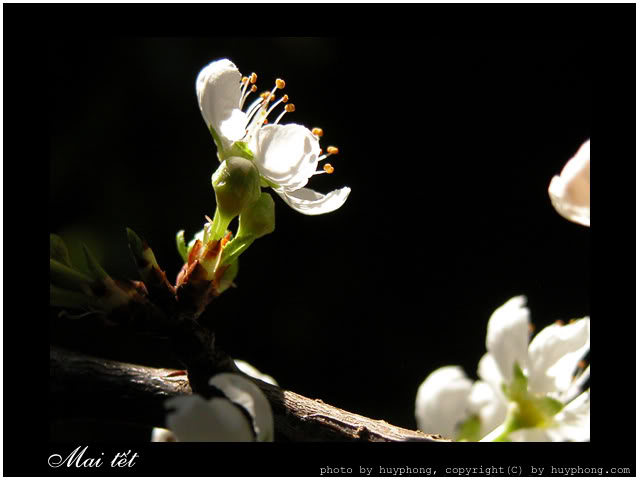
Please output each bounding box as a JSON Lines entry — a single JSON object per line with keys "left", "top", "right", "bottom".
{"left": 50, "top": 234, "right": 72, "bottom": 267}
{"left": 126, "top": 227, "right": 145, "bottom": 262}
{"left": 50, "top": 259, "right": 93, "bottom": 292}
{"left": 82, "top": 244, "right": 109, "bottom": 281}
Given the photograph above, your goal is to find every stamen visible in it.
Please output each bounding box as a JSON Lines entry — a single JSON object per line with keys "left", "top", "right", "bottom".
{"left": 555, "top": 320, "right": 564, "bottom": 326}
{"left": 282, "top": 94, "right": 289, "bottom": 103}
{"left": 204, "top": 215, "right": 213, "bottom": 223}
{"left": 317, "top": 146, "right": 339, "bottom": 162}
{"left": 274, "top": 103, "right": 295, "bottom": 125}
{"left": 250, "top": 73, "right": 257, "bottom": 84}
{"left": 312, "top": 127, "right": 324, "bottom": 137}
{"left": 265, "top": 95, "right": 291, "bottom": 119}
{"left": 239, "top": 77, "right": 250, "bottom": 107}
{"left": 323, "top": 163, "right": 335, "bottom": 174}
{"left": 276, "top": 78, "right": 286, "bottom": 89}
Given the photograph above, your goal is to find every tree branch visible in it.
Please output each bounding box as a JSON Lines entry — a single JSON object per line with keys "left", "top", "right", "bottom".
{"left": 50, "top": 346, "right": 448, "bottom": 442}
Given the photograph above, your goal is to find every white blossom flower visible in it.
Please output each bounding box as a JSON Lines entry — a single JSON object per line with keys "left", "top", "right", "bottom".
{"left": 415, "top": 296, "right": 590, "bottom": 442}
{"left": 160, "top": 372, "right": 274, "bottom": 442}
{"left": 196, "top": 59, "right": 350, "bottom": 215}
{"left": 548, "top": 139, "right": 590, "bottom": 226}
{"left": 479, "top": 296, "right": 590, "bottom": 441}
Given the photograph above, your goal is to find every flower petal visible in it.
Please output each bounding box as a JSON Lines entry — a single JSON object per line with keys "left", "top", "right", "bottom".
{"left": 468, "top": 381, "right": 508, "bottom": 437}
{"left": 210, "top": 373, "right": 274, "bottom": 442}
{"left": 165, "top": 395, "right": 254, "bottom": 442}
{"left": 485, "top": 296, "right": 531, "bottom": 386}
{"left": 196, "top": 59, "right": 247, "bottom": 148}
{"left": 276, "top": 187, "right": 351, "bottom": 215}
{"left": 548, "top": 139, "right": 590, "bottom": 227}
{"left": 253, "top": 124, "right": 320, "bottom": 190}
{"left": 234, "top": 359, "right": 278, "bottom": 386}
{"left": 527, "top": 317, "right": 590, "bottom": 395}
{"left": 477, "top": 353, "right": 505, "bottom": 397}
{"left": 415, "top": 366, "right": 473, "bottom": 439}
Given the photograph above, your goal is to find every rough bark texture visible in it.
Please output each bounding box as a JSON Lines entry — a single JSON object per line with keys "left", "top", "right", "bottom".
{"left": 50, "top": 346, "right": 448, "bottom": 442}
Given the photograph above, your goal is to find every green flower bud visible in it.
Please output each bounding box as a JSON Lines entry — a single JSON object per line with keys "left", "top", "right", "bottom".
{"left": 219, "top": 193, "right": 275, "bottom": 267}
{"left": 210, "top": 157, "right": 261, "bottom": 241}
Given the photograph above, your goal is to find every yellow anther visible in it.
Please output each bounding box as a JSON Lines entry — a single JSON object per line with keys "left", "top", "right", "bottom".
{"left": 285, "top": 104, "right": 296, "bottom": 113}
{"left": 282, "top": 94, "right": 289, "bottom": 103}
{"left": 312, "top": 127, "right": 324, "bottom": 137}
{"left": 327, "top": 146, "right": 339, "bottom": 155}
{"left": 276, "top": 78, "right": 286, "bottom": 89}
{"left": 270, "top": 94, "right": 276, "bottom": 101}
{"left": 241, "top": 77, "right": 248, "bottom": 84}
{"left": 323, "top": 163, "right": 335, "bottom": 174}
{"left": 260, "top": 91, "right": 270, "bottom": 99}
{"left": 250, "top": 85, "right": 257, "bottom": 92}
{"left": 250, "top": 73, "right": 257, "bottom": 84}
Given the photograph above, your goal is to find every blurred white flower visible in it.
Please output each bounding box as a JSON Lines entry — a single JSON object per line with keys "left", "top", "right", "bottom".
{"left": 234, "top": 359, "right": 278, "bottom": 386}
{"left": 415, "top": 296, "right": 590, "bottom": 442}
{"left": 196, "top": 59, "right": 350, "bottom": 215}
{"left": 156, "top": 371, "right": 274, "bottom": 442}
{"left": 548, "top": 139, "right": 590, "bottom": 226}
{"left": 151, "top": 427, "right": 177, "bottom": 442}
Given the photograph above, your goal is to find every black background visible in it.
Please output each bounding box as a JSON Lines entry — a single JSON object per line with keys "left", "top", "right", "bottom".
{"left": 4, "top": 1, "right": 635, "bottom": 476}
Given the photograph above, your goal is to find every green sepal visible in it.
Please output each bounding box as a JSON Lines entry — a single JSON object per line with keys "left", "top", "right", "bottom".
{"left": 50, "top": 234, "right": 72, "bottom": 267}
{"left": 260, "top": 176, "right": 279, "bottom": 189}
{"left": 82, "top": 244, "right": 109, "bottom": 281}
{"left": 217, "top": 259, "right": 239, "bottom": 294}
{"left": 176, "top": 230, "right": 188, "bottom": 263}
{"left": 456, "top": 415, "right": 483, "bottom": 442}
{"left": 50, "top": 259, "right": 93, "bottom": 293}
{"left": 219, "top": 141, "right": 255, "bottom": 161}
{"left": 503, "top": 362, "right": 529, "bottom": 401}
{"left": 534, "top": 396, "right": 564, "bottom": 418}
{"left": 219, "top": 234, "right": 255, "bottom": 267}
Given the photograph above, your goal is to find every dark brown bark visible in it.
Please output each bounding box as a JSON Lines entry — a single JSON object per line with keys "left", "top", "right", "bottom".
{"left": 50, "top": 346, "right": 448, "bottom": 442}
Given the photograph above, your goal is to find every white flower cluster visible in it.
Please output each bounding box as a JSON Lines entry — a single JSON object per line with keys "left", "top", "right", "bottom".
{"left": 416, "top": 140, "right": 591, "bottom": 442}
